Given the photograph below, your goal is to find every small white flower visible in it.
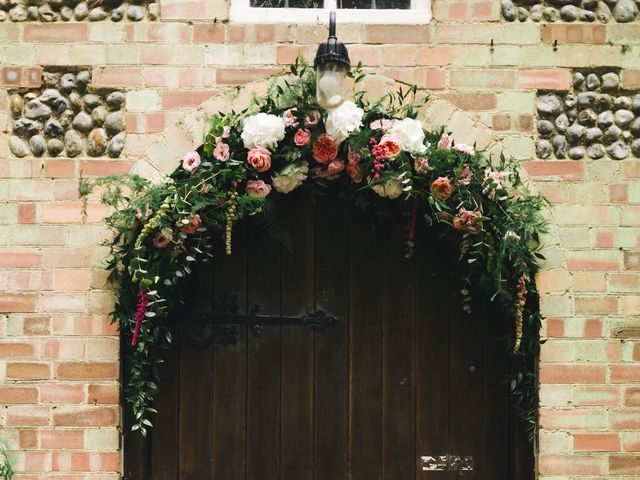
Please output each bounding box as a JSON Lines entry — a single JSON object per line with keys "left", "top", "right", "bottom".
{"left": 272, "top": 162, "right": 309, "bottom": 194}
{"left": 325, "top": 101, "right": 364, "bottom": 144}
{"left": 390, "top": 118, "right": 427, "bottom": 154}
{"left": 241, "top": 113, "right": 286, "bottom": 150}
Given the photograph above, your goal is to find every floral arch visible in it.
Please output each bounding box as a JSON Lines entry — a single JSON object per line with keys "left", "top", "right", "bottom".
{"left": 83, "top": 65, "right": 566, "bottom": 441}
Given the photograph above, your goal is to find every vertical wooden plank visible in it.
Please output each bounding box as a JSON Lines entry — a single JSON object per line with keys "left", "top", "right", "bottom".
{"left": 246, "top": 219, "right": 282, "bottom": 480}
{"left": 122, "top": 348, "right": 150, "bottom": 480}
{"left": 482, "top": 306, "right": 511, "bottom": 480}
{"left": 150, "top": 327, "right": 180, "bottom": 480}
{"left": 281, "top": 197, "right": 315, "bottom": 480}
{"left": 382, "top": 226, "right": 416, "bottom": 479}
{"left": 448, "top": 255, "right": 484, "bottom": 478}
{"left": 349, "top": 211, "right": 383, "bottom": 480}
{"left": 178, "top": 266, "right": 214, "bottom": 480}
{"left": 212, "top": 224, "right": 248, "bottom": 480}
{"left": 314, "top": 199, "right": 349, "bottom": 480}
{"left": 415, "top": 230, "right": 450, "bottom": 480}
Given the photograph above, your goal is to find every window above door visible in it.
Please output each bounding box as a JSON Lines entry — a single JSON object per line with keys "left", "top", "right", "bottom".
{"left": 230, "top": 0, "right": 431, "bottom": 24}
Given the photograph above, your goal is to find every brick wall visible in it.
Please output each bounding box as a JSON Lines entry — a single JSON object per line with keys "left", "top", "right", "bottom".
{"left": 1, "top": 0, "right": 639, "bottom": 478}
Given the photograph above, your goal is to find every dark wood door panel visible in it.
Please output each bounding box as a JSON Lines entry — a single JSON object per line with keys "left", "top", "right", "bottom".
{"left": 123, "top": 198, "right": 533, "bottom": 480}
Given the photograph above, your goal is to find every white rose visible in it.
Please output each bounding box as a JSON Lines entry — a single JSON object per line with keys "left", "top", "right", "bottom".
{"left": 241, "top": 113, "right": 286, "bottom": 150}
{"left": 325, "top": 101, "right": 364, "bottom": 144}
{"left": 390, "top": 118, "right": 427, "bottom": 154}
{"left": 371, "top": 178, "right": 403, "bottom": 199}
{"left": 272, "top": 162, "right": 309, "bottom": 194}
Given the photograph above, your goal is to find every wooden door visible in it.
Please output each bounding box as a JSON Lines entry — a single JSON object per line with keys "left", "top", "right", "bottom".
{"left": 124, "top": 194, "right": 534, "bottom": 480}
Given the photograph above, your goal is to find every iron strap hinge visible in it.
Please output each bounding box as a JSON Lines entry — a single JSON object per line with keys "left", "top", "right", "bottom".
{"left": 421, "top": 455, "right": 473, "bottom": 472}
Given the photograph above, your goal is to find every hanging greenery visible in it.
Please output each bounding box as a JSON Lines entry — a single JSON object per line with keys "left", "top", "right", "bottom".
{"left": 80, "top": 60, "right": 548, "bottom": 438}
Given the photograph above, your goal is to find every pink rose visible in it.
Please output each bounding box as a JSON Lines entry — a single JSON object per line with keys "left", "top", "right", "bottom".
{"left": 182, "top": 151, "right": 201, "bottom": 174}
{"left": 246, "top": 179, "right": 272, "bottom": 198}
{"left": 454, "top": 143, "right": 475, "bottom": 156}
{"left": 153, "top": 228, "right": 173, "bottom": 248}
{"left": 458, "top": 165, "right": 472, "bottom": 186}
{"left": 247, "top": 148, "right": 272, "bottom": 173}
{"left": 437, "top": 132, "right": 453, "bottom": 150}
{"left": 453, "top": 208, "right": 482, "bottom": 234}
{"left": 370, "top": 119, "right": 392, "bottom": 131}
{"left": 313, "top": 159, "right": 345, "bottom": 180}
{"left": 182, "top": 214, "right": 202, "bottom": 234}
{"left": 294, "top": 128, "right": 311, "bottom": 147}
{"left": 414, "top": 157, "right": 429, "bottom": 174}
{"left": 304, "top": 110, "right": 320, "bottom": 127}
{"left": 430, "top": 177, "right": 453, "bottom": 201}
{"left": 214, "top": 141, "right": 230, "bottom": 162}
{"left": 283, "top": 108, "right": 299, "bottom": 128}
{"left": 222, "top": 125, "right": 231, "bottom": 139}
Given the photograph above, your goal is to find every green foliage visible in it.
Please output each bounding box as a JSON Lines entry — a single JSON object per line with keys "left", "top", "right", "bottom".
{"left": 0, "top": 438, "right": 15, "bottom": 480}
{"left": 80, "top": 59, "right": 547, "bottom": 438}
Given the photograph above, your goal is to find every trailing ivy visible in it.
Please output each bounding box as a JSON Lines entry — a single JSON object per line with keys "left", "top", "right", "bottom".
{"left": 80, "top": 59, "right": 548, "bottom": 438}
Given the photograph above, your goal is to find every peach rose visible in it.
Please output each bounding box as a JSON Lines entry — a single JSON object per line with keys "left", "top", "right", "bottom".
{"left": 294, "top": 128, "right": 311, "bottom": 147}
{"left": 377, "top": 134, "right": 402, "bottom": 159}
{"left": 312, "top": 134, "right": 338, "bottom": 165}
{"left": 414, "top": 157, "right": 429, "bottom": 174}
{"left": 453, "top": 208, "right": 482, "bottom": 234}
{"left": 247, "top": 148, "right": 272, "bottom": 173}
{"left": 437, "top": 132, "right": 453, "bottom": 150}
{"left": 246, "top": 179, "right": 272, "bottom": 198}
{"left": 182, "top": 151, "right": 201, "bottom": 174}
{"left": 430, "top": 176, "right": 453, "bottom": 201}
{"left": 182, "top": 214, "right": 202, "bottom": 234}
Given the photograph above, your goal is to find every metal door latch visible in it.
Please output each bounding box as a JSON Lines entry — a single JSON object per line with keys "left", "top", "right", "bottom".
{"left": 421, "top": 455, "right": 473, "bottom": 472}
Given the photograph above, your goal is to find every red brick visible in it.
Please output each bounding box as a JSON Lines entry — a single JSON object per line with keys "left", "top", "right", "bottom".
{"left": 19, "top": 429, "right": 38, "bottom": 449}
{"left": 539, "top": 454, "right": 606, "bottom": 475}
{"left": 492, "top": 114, "right": 511, "bottom": 131}
{"left": 24, "top": 316, "right": 51, "bottom": 336}
{"left": 610, "top": 455, "right": 640, "bottom": 474}
{"left": 193, "top": 24, "right": 225, "bottom": 43}
{"left": 0, "top": 294, "right": 38, "bottom": 313}
{"left": 77, "top": 160, "right": 135, "bottom": 177}
{"left": 88, "top": 384, "right": 119, "bottom": 404}
{"left": 417, "top": 46, "right": 453, "bottom": 67}
{"left": 43, "top": 160, "right": 75, "bottom": 178}
{"left": 215, "top": 67, "right": 281, "bottom": 85}
{"left": 24, "top": 24, "right": 87, "bottom": 42}
{"left": 517, "top": 69, "right": 571, "bottom": 90}
{"left": 0, "top": 251, "right": 41, "bottom": 268}
{"left": 41, "top": 430, "right": 84, "bottom": 449}
{"left": 57, "top": 362, "right": 119, "bottom": 380}
{"left": 6, "top": 406, "right": 49, "bottom": 426}
{"left": 611, "top": 410, "right": 640, "bottom": 428}
{"left": 0, "top": 386, "right": 38, "bottom": 404}
{"left": 625, "top": 387, "right": 640, "bottom": 406}
{"left": 574, "top": 433, "right": 620, "bottom": 452}
{"left": 518, "top": 115, "right": 534, "bottom": 132}
{"left": 612, "top": 365, "right": 640, "bottom": 383}
{"left": 622, "top": 70, "right": 640, "bottom": 89}
{"left": 609, "top": 183, "right": 629, "bottom": 203}
{"left": 53, "top": 406, "right": 118, "bottom": 427}
{"left": 522, "top": 161, "right": 584, "bottom": 180}
{"left": 40, "top": 384, "right": 85, "bottom": 404}
{"left": 0, "top": 342, "right": 34, "bottom": 357}
{"left": 594, "top": 231, "right": 614, "bottom": 248}
{"left": 624, "top": 251, "right": 640, "bottom": 271}
{"left": 161, "top": 90, "right": 215, "bottom": 109}
{"left": 18, "top": 204, "right": 37, "bottom": 224}
{"left": 539, "top": 364, "right": 607, "bottom": 384}
{"left": 0, "top": 67, "right": 42, "bottom": 87}
{"left": 92, "top": 67, "right": 143, "bottom": 88}
{"left": 366, "top": 24, "right": 430, "bottom": 44}
{"left": 541, "top": 25, "right": 606, "bottom": 44}
{"left": 6, "top": 362, "right": 51, "bottom": 380}
{"left": 276, "top": 45, "right": 313, "bottom": 65}
{"left": 575, "top": 296, "right": 618, "bottom": 315}
{"left": 623, "top": 161, "right": 640, "bottom": 179}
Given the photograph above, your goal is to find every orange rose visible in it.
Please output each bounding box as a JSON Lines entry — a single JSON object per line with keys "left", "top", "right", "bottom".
{"left": 182, "top": 214, "right": 202, "bottom": 234}
{"left": 453, "top": 208, "right": 482, "bottom": 234}
{"left": 430, "top": 176, "right": 453, "bottom": 201}
{"left": 247, "top": 148, "right": 272, "bottom": 173}
{"left": 312, "top": 134, "right": 338, "bottom": 164}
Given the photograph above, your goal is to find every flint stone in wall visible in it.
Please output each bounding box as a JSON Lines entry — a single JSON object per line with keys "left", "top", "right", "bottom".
{"left": 536, "top": 139, "right": 552, "bottom": 158}
{"left": 601, "top": 72, "right": 620, "bottom": 90}
{"left": 60, "top": 6, "right": 73, "bottom": 20}
{"left": 64, "top": 130, "right": 83, "bottom": 157}
{"left": 607, "top": 140, "right": 630, "bottom": 159}
{"left": 38, "top": 4, "right": 57, "bottom": 21}
{"left": 586, "top": 73, "right": 601, "bottom": 90}
{"left": 579, "top": 9, "right": 596, "bottom": 20}
{"left": 560, "top": 4, "right": 579, "bottom": 19}
{"left": 630, "top": 117, "right": 640, "bottom": 137}
{"left": 587, "top": 143, "right": 606, "bottom": 159}
{"left": 565, "top": 94, "right": 577, "bottom": 109}
{"left": 74, "top": 2, "right": 88, "bottom": 19}
{"left": 578, "top": 109, "right": 597, "bottom": 126}
{"left": 106, "top": 91, "right": 125, "bottom": 110}
{"left": 538, "top": 119, "right": 555, "bottom": 136}
{"left": 72, "top": 111, "right": 93, "bottom": 132}
{"left": 76, "top": 70, "right": 90, "bottom": 90}
{"left": 632, "top": 95, "right": 640, "bottom": 113}
{"left": 92, "top": 106, "right": 107, "bottom": 126}
{"left": 614, "top": 96, "right": 632, "bottom": 109}
{"left": 47, "top": 138, "right": 64, "bottom": 157}
{"left": 555, "top": 113, "right": 569, "bottom": 132}
{"left": 597, "top": 110, "right": 614, "bottom": 129}
{"left": 543, "top": 6, "right": 560, "bottom": 20}
{"left": 88, "top": 6, "right": 108, "bottom": 20}
{"left": 502, "top": 0, "right": 517, "bottom": 20}
{"left": 24, "top": 99, "right": 51, "bottom": 120}
{"left": 44, "top": 118, "right": 64, "bottom": 137}
{"left": 537, "top": 94, "right": 563, "bottom": 116}
{"left": 10, "top": 94, "right": 23, "bottom": 117}
{"left": 68, "top": 91, "right": 83, "bottom": 111}
{"left": 148, "top": 2, "right": 158, "bottom": 19}
{"left": 530, "top": 4, "right": 544, "bottom": 20}
{"left": 83, "top": 93, "right": 101, "bottom": 110}
{"left": 553, "top": 135, "right": 568, "bottom": 158}
{"left": 88, "top": 128, "right": 108, "bottom": 156}
{"left": 59, "top": 109, "right": 74, "bottom": 128}
{"left": 596, "top": 1, "right": 612, "bottom": 21}
{"left": 13, "top": 118, "right": 41, "bottom": 137}
{"left": 9, "top": 5, "right": 27, "bottom": 21}
{"left": 566, "top": 122, "right": 585, "bottom": 144}
{"left": 585, "top": 127, "right": 604, "bottom": 143}
{"left": 105, "top": 111, "right": 123, "bottom": 134}
{"left": 29, "top": 135, "right": 46, "bottom": 157}
{"left": 111, "top": 5, "right": 125, "bottom": 21}
{"left": 518, "top": 7, "right": 529, "bottom": 20}
{"left": 9, "top": 136, "right": 29, "bottom": 157}
{"left": 568, "top": 146, "right": 586, "bottom": 159}
{"left": 613, "top": 0, "right": 638, "bottom": 21}
{"left": 603, "top": 124, "right": 623, "bottom": 144}
{"left": 108, "top": 132, "right": 126, "bottom": 158}
{"left": 582, "top": 0, "right": 598, "bottom": 9}
{"left": 127, "top": 4, "right": 144, "bottom": 20}
{"left": 632, "top": 139, "right": 640, "bottom": 156}
{"left": 614, "top": 109, "right": 634, "bottom": 128}
{"left": 60, "top": 73, "right": 76, "bottom": 92}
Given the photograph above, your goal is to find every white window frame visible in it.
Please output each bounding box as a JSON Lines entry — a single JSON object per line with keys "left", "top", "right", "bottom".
{"left": 230, "top": 0, "right": 431, "bottom": 24}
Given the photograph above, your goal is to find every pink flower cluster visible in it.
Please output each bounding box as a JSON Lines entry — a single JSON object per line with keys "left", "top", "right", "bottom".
{"left": 453, "top": 208, "right": 482, "bottom": 234}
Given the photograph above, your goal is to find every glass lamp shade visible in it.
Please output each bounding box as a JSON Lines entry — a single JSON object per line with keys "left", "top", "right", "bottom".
{"left": 316, "top": 62, "right": 348, "bottom": 110}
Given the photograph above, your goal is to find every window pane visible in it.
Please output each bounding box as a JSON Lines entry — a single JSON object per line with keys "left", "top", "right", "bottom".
{"left": 339, "top": 0, "right": 410, "bottom": 8}
{"left": 250, "top": 0, "right": 323, "bottom": 7}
